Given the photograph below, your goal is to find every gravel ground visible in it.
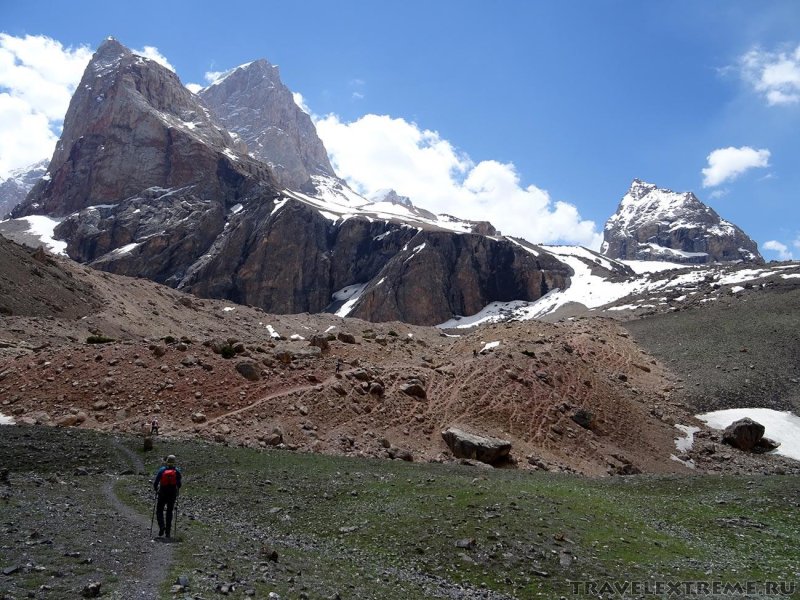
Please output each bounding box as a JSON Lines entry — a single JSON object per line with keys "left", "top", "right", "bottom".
{"left": 622, "top": 281, "right": 800, "bottom": 413}
{"left": 3, "top": 426, "right": 800, "bottom": 600}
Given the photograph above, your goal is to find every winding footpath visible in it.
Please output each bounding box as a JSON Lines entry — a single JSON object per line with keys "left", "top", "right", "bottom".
{"left": 103, "top": 439, "right": 174, "bottom": 599}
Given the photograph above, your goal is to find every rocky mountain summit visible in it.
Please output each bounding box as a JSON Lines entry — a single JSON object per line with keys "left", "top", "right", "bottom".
{"left": 12, "top": 38, "right": 271, "bottom": 220}
{"left": 0, "top": 159, "right": 48, "bottom": 218}
{"left": 5, "top": 38, "right": 573, "bottom": 325}
{"left": 197, "top": 59, "right": 337, "bottom": 191}
{"left": 601, "top": 179, "right": 762, "bottom": 264}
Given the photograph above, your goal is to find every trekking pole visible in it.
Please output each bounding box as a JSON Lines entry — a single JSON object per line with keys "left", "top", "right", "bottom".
{"left": 150, "top": 489, "right": 157, "bottom": 536}
{"left": 173, "top": 490, "right": 179, "bottom": 538}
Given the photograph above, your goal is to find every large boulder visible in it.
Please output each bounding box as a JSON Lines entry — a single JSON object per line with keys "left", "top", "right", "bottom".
{"left": 235, "top": 360, "right": 261, "bottom": 381}
{"left": 722, "top": 417, "right": 765, "bottom": 451}
{"left": 441, "top": 427, "right": 512, "bottom": 465}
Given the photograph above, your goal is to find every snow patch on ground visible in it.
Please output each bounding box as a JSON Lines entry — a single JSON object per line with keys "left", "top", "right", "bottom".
{"left": 333, "top": 283, "right": 368, "bottom": 317}
{"left": 265, "top": 325, "right": 281, "bottom": 339}
{"left": 15, "top": 215, "right": 67, "bottom": 255}
{"left": 438, "top": 301, "right": 531, "bottom": 329}
{"left": 697, "top": 408, "right": 800, "bottom": 461}
{"left": 222, "top": 307, "right": 235, "bottom": 312}
{"left": 479, "top": 341, "right": 500, "bottom": 354}
{"left": 271, "top": 198, "right": 289, "bottom": 216}
{"left": 0, "top": 413, "right": 14, "bottom": 425}
{"left": 674, "top": 424, "right": 700, "bottom": 452}
{"left": 622, "top": 260, "right": 688, "bottom": 274}
{"left": 111, "top": 242, "right": 140, "bottom": 256}
{"left": 290, "top": 334, "right": 305, "bottom": 341}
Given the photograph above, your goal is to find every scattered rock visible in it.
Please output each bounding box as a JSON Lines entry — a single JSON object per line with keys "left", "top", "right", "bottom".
{"left": 442, "top": 428, "right": 512, "bottom": 464}
{"left": 191, "top": 412, "right": 207, "bottom": 424}
{"left": 81, "top": 581, "right": 101, "bottom": 597}
{"left": 387, "top": 447, "right": 413, "bottom": 461}
{"left": 400, "top": 382, "right": 427, "bottom": 399}
{"left": 235, "top": 360, "right": 261, "bottom": 381}
{"left": 570, "top": 409, "right": 594, "bottom": 430}
{"left": 260, "top": 544, "right": 279, "bottom": 562}
{"left": 337, "top": 332, "right": 356, "bottom": 344}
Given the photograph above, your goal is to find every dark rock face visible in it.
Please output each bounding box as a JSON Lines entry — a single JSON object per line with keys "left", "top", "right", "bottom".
{"left": 601, "top": 180, "right": 762, "bottom": 264}
{"left": 0, "top": 160, "right": 48, "bottom": 218}
{"left": 198, "top": 60, "right": 336, "bottom": 191}
{"left": 350, "top": 231, "right": 570, "bottom": 325}
{"left": 178, "top": 200, "right": 570, "bottom": 325}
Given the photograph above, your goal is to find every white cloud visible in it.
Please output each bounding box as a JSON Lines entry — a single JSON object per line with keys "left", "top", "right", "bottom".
{"left": 204, "top": 70, "right": 225, "bottom": 85}
{"left": 0, "top": 34, "right": 92, "bottom": 177}
{"left": 315, "top": 113, "right": 601, "bottom": 248}
{"left": 739, "top": 44, "right": 800, "bottom": 106}
{"left": 763, "top": 240, "right": 793, "bottom": 261}
{"left": 701, "top": 146, "right": 771, "bottom": 187}
{"left": 292, "top": 92, "right": 310, "bottom": 114}
{"left": 708, "top": 189, "right": 729, "bottom": 200}
{"left": 185, "top": 83, "right": 203, "bottom": 94}
{"left": 132, "top": 46, "right": 174, "bottom": 71}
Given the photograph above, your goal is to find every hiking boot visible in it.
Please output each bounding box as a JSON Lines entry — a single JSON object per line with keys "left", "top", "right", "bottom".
{"left": 158, "top": 527, "right": 164, "bottom": 537}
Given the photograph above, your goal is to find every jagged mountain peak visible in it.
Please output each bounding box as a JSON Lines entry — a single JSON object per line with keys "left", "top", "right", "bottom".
{"left": 11, "top": 37, "right": 270, "bottom": 219}
{"left": 198, "top": 57, "right": 337, "bottom": 191}
{"left": 368, "top": 189, "right": 413, "bottom": 208}
{"left": 601, "top": 180, "right": 762, "bottom": 264}
{"left": 0, "top": 159, "right": 49, "bottom": 218}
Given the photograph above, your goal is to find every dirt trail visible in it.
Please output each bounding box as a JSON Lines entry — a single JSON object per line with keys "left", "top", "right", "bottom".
{"left": 103, "top": 439, "right": 175, "bottom": 600}
{"left": 198, "top": 369, "right": 358, "bottom": 428}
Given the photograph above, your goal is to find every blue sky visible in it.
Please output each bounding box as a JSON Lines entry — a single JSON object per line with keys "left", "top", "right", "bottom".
{"left": 1, "top": 0, "right": 799, "bottom": 257}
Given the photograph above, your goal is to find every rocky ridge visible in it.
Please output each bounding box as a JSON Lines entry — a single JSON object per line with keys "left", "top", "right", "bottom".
{"left": 3, "top": 38, "right": 577, "bottom": 326}
{"left": 601, "top": 179, "right": 762, "bottom": 264}
{"left": 198, "top": 59, "right": 337, "bottom": 191}
{"left": 0, "top": 159, "right": 48, "bottom": 219}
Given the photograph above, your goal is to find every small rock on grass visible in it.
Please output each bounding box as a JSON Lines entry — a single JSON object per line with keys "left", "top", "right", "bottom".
{"left": 81, "top": 581, "right": 101, "bottom": 598}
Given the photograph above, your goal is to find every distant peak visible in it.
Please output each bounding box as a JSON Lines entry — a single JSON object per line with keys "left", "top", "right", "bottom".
{"left": 627, "top": 179, "right": 659, "bottom": 198}
{"left": 369, "top": 189, "right": 413, "bottom": 208}
{"left": 206, "top": 59, "right": 281, "bottom": 89}
{"left": 96, "top": 37, "right": 129, "bottom": 56}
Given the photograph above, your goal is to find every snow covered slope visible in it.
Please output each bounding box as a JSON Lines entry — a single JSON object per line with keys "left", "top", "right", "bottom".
{"left": 438, "top": 241, "right": 799, "bottom": 328}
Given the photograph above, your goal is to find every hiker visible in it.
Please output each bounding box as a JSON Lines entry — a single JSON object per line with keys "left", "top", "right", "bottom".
{"left": 150, "top": 417, "right": 159, "bottom": 436}
{"left": 336, "top": 358, "right": 342, "bottom": 373}
{"left": 153, "top": 454, "right": 182, "bottom": 538}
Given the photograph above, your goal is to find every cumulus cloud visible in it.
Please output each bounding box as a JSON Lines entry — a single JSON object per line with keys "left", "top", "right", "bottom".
{"left": 701, "top": 146, "right": 771, "bottom": 187}
{"left": 0, "top": 34, "right": 93, "bottom": 177}
{"left": 315, "top": 113, "right": 601, "bottom": 248}
{"left": 292, "top": 92, "right": 310, "bottom": 114}
{"left": 204, "top": 70, "right": 225, "bottom": 84}
{"left": 0, "top": 35, "right": 181, "bottom": 178}
{"left": 763, "top": 240, "right": 793, "bottom": 261}
{"left": 185, "top": 82, "right": 203, "bottom": 94}
{"left": 739, "top": 44, "right": 800, "bottom": 106}
{"left": 132, "top": 46, "right": 174, "bottom": 71}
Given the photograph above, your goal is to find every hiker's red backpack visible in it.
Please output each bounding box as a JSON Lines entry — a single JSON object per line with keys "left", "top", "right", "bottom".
{"left": 161, "top": 467, "right": 178, "bottom": 487}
